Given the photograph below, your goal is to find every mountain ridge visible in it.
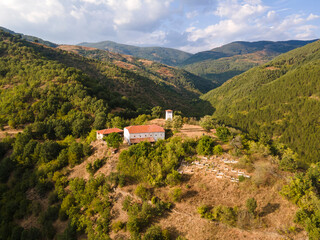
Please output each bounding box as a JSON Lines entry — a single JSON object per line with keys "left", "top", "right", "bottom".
{"left": 78, "top": 40, "right": 193, "bottom": 66}
{"left": 181, "top": 39, "right": 318, "bottom": 85}
{"left": 202, "top": 40, "right": 320, "bottom": 162}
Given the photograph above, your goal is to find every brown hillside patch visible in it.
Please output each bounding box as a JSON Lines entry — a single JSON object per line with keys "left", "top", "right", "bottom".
{"left": 156, "top": 67, "right": 175, "bottom": 78}
{"left": 114, "top": 61, "right": 136, "bottom": 70}
{"left": 68, "top": 140, "right": 110, "bottom": 180}
{"left": 265, "top": 66, "right": 280, "bottom": 70}
{"left": 0, "top": 126, "right": 23, "bottom": 139}
{"left": 153, "top": 170, "right": 306, "bottom": 240}
{"left": 309, "top": 95, "right": 320, "bottom": 101}
{"left": 138, "top": 59, "right": 154, "bottom": 66}
{"left": 57, "top": 45, "right": 97, "bottom": 53}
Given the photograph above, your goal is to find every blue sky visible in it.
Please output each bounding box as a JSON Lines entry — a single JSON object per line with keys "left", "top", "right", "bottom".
{"left": 0, "top": 0, "right": 319, "bottom": 53}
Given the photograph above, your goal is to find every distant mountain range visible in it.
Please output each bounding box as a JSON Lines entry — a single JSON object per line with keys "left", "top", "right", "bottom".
{"left": 1, "top": 26, "right": 317, "bottom": 88}
{"left": 202, "top": 40, "right": 320, "bottom": 163}
{"left": 78, "top": 41, "right": 192, "bottom": 66}
{"left": 181, "top": 40, "right": 318, "bottom": 85}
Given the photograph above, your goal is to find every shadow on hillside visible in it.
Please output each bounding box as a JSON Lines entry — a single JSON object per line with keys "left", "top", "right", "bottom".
{"left": 182, "top": 190, "right": 198, "bottom": 200}
{"left": 259, "top": 203, "right": 280, "bottom": 217}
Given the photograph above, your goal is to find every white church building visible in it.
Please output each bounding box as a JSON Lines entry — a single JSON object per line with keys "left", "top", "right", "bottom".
{"left": 124, "top": 124, "right": 165, "bottom": 145}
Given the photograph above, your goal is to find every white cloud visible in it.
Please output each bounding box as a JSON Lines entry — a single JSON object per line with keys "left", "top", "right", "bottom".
{"left": 307, "top": 13, "right": 320, "bottom": 21}
{"left": 185, "top": 0, "right": 320, "bottom": 52}
{"left": 0, "top": 0, "right": 318, "bottom": 52}
{"left": 0, "top": 0, "right": 64, "bottom": 23}
{"left": 186, "top": 10, "right": 199, "bottom": 19}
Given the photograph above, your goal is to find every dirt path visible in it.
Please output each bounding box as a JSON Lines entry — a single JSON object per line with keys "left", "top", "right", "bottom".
{"left": 0, "top": 126, "right": 23, "bottom": 138}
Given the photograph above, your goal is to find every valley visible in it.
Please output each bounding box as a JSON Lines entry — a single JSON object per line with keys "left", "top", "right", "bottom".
{"left": 0, "top": 27, "right": 319, "bottom": 240}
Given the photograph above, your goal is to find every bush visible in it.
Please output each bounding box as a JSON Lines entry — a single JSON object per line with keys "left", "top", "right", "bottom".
{"left": 199, "top": 115, "right": 215, "bottom": 132}
{"left": 165, "top": 170, "right": 182, "bottom": 186}
{"left": 279, "top": 148, "right": 299, "bottom": 172}
{"left": 111, "top": 221, "right": 125, "bottom": 233}
{"left": 143, "top": 225, "right": 170, "bottom": 240}
{"left": 198, "top": 204, "right": 238, "bottom": 226}
{"left": 135, "top": 184, "right": 151, "bottom": 201}
{"left": 197, "top": 135, "right": 215, "bottom": 156}
{"left": 246, "top": 198, "right": 257, "bottom": 216}
{"left": 216, "top": 127, "right": 231, "bottom": 142}
{"left": 170, "top": 187, "right": 182, "bottom": 202}
{"left": 252, "top": 161, "right": 275, "bottom": 187}
{"left": 86, "top": 158, "right": 105, "bottom": 176}
{"left": 213, "top": 145, "right": 223, "bottom": 155}
{"left": 104, "top": 132, "right": 122, "bottom": 149}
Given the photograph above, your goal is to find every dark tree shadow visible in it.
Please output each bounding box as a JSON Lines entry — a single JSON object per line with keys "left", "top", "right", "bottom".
{"left": 259, "top": 203, "right": 280, "bottom": 217}
{"left": 182, "top": 190, "right": 198, "bottom": 200}
{"left": 166, "top": 226, "right": 183, "bottom": 239}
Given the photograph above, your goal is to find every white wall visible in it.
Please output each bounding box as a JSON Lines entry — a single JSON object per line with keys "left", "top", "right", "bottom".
{"left": 124, "top": 129, "right": 165, "bottom": 144}
{"left": 166, "top": 111, "right": 173, "bottom": 120}
{"left": 96, "top": 132, "right": 104, "bottom": 140}
{"left": 124, "top": 128, "right": 130, "bottom": 144}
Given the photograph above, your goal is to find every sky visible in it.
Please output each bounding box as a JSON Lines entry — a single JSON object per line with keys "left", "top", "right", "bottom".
{"left": 0, "top": 0, "right": 319, "bottom": 53}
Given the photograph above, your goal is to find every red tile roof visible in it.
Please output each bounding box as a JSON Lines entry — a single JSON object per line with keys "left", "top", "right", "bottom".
{"left": 130, "top": 137, "right": 155, "bottom": 144}
{"left": 97, "top": 128, "right": 123, "bottom": 135}
{"left": 125, "top": 124, "right": 165, "bottom": 134}
{"left": 166, "top": 109, "right": 173, "bottom": 112}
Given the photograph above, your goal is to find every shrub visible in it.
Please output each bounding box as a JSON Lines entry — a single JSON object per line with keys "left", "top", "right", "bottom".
{"left": 252, "top": 161, "right": 275, "bottom": 187}
{"left": 199, "top": 115, "right": 215, "bottom": 132}
{"left": 213, "top": 145, "right": 223, "bottom": 155}
{"left": 111, "top": 221, "right": 125, "bottom": 233}
{"left": 104, "top": 132, "right": 122, "bottom": 149}
{"left": 279, "top": 148, "right": 299, "bottom": 172}
{"left": 246, "top": 198, "right": 257, "bottom": 216}
{"left": 86, "top": 158, "right": 105, "bottom": 176}
{"left": 165, "top": 170, "right": 182, "bottom": 186}
{"left": 143, "top": 225, "right": 170, "bottom": 240}
{"left": 216, "top": 127, "right": 231, "bottom": 142}
{"left": 170, "top": 187, "right": 182, "bottom": 202}
{"left": 196, "top": 135, "right": 214, "bottom": 156}
{"left": 135, "top": 184, "right": 151, "bottom": 201}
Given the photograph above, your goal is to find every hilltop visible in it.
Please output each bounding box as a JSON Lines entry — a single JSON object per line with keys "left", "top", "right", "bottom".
{"left": 0, "top": 26, "right": 58, "bottom": 48}
{"left": 202, "top": 40, "right": 320, "bottom": 163}
{"left": 181, "top": 40, "right": 317, "bottom": 85}
{"left": 78, "top": 40, "right": 192, "bottom": 66}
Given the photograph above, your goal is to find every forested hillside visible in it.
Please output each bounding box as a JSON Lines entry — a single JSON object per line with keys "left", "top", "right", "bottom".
{"left": 182, "top": 40, "right": 317, "bottom": 85}
{"left": 202, "top": 40, "right": 320, "bottom": 163}
{"left": 78, "top": 40, "right": 192, "bottom": 66}
{"left": 57, "top": 45, "right": 216, "bottom": 94}
{"left": 0, "top": 30, "right": 213, "bottom": 125}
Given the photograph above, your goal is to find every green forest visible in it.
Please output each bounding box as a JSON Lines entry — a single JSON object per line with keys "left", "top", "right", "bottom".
{"left": 181, "top": 40, "right": 316, "bottom": 85}
{"left": 1, "top": 28, "right": 320, "bottom": 240}
{"left": 203, "top": 40, "right": 320, "bottom": 164}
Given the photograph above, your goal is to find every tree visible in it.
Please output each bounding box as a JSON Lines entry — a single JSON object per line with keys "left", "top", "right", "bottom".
{"left": 246, "top": 197, "right": 257, "bottom": 216}
{"left": 216, "top": 127, "right": 231, "bottom": 142}
{"left": 164, "top": 119, "right": 172, "bottom": 129}
{"left": 197, "top": 135, "right": 215, "bottom": 156}
{"left": 213, "top": 145, "right": 223, "bottom": 155}
{"left": 279, "top": 148, "right": 299, "bottom": 172}
{"left": 143, "top": 225, "right": 169, "bottom": 240}
{"left": 93, "top": 112, "right": 106, "bottom": 130}
{"left": 151, "top": 106, "right": 163, "bottom": 119}
{"left": 111, "top": 116, "right": 126, "bottom": 129}
{"left": 199, "top": 115, "right": 215, "bottom": 132}
{"left": 172, "top": 115, "right": 183, "bottom": 131}
{"left": 104, "top": 132, "right": 122, "bottom": 149}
